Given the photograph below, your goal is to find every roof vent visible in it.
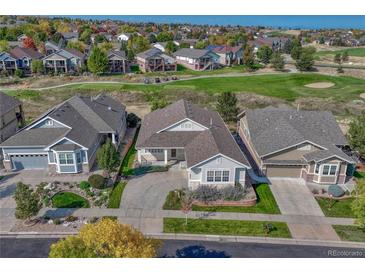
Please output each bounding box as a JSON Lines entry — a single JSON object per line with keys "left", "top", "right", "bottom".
{"left": 108, "top": 106, "right": 112, "bottom": 111}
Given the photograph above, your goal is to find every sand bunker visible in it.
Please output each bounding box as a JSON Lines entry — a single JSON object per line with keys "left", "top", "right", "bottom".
{"left": 304, "top": 82, "right": 335, "bottom": 89}
{"left": 360, "top": 93, "right": 365, "bottom": 99}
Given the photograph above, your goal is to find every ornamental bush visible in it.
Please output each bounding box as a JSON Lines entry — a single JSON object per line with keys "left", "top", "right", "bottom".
{"left": 221, "top": 183, "right": 247, "bottom": 201}
{"left": 192, "top": 185, "right": 223, "bottom": 203}
{"left": 88, "top": 174, "right": 105, "bottom": 189}
{"left": 79, "top": 181, "right": 90, "bottom": 190}
{"left": 328, "top": 185, "right": 345, "bottom": 197}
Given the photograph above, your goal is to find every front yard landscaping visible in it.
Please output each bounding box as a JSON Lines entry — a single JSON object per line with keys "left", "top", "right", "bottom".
{"left": 163, "top": 218, "right": 291, "bottom": 238}
{"left": 315, "top": 197, "right": 355, "bottom": 218}
{"left": 163, "top": 183, "right": 281, "bottom": 214}
{"left": 107, "top": 181, "right": 127, "bottom": 208}
{"left": 51, "top": 192, "right": 90, "bottom": 208}
{"left": 333, "top": 225, "right": 365, "bottom": 242}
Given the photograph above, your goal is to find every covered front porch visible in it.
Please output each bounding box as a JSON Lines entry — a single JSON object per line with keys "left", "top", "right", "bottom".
{"left": 137, "top": 148, "right": 185, "bottom": 166}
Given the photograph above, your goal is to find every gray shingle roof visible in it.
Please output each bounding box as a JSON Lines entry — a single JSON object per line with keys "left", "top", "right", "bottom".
{"left": 136, "top": 99, "right": 250, "bottom": 168}
{"left": 244, "top": 107, "right": 351, "bottom": 162}
{"left": 1, "top": 94, "right": 126, "bottom": 150}
{"left": 0, "top": 92, "right": 21, "bottom": 116}
{"left": 9, "top": 46, "right": 43, "bottom": 59}
{"left": 173, "top": 48, "right": 211, "bottom": 59}
{"left": 0, "top": 128, "right": 69, "bottom": 147}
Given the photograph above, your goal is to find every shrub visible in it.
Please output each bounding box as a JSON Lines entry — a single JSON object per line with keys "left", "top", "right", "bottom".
{"left": 88, "top": 217, "right": 99, "bottom": 224}
{"left": 14, "top": 69, "right": 24, "bottom": 78}
{"left": 53, "top": 218, "right": 62, "bottom": 225}
{"left": 88, "top": 174, "right": 105, "bottom": 189}
{"left": 192, "top": 185, "right": 222, "bottom": 203}
{"left": 65, "top": 215, "right": 78, "bottom": 222}
{"left": 222, "top": 183, "right": 247, "bottom": 201}
{"left": 126, "top": 113, "right": 140, "bottom": 128}
{"left": 79, "top": 181, "right": 90, "bottom": 190}
{"left": 328, "top": 185, "right": 345, "bottom": 198}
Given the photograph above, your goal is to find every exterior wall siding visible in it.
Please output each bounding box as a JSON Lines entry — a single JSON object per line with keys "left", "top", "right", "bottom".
{"left": 166, "top": 119, "right": 205, "bottom": 131}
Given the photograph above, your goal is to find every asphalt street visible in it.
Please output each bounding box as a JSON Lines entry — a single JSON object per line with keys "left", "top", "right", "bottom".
{"left": 0, "top": 237, "right": 364, "bottom": 258}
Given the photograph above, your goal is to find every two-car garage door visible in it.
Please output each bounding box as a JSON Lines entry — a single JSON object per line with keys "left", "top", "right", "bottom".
{"left": 10, "top": 154, "right": 48, "bottom": 170}
{"left": 265, "top": 165, "right": 302, "bottom": 178}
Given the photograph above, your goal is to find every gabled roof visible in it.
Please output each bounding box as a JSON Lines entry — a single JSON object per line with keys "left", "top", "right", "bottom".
{"left": 0, "top": 92, "right": 22, "bottom": 116}
{"left": 1, "top": 94, "right": 126, "bottom": 150}
{"left": 108, "top": 50, "right": 127, "bottom": 60}
{"left": 173, "top": 48, "right": 215, "bottom": 59}
{"left": 60, "top": 32, "right": 79, "bottom": 40}
{"left": 207, "top": 45, "right": 242, "bottom": 54}
{"left": 136, "top": 99, "right": 250, "bottom": 168}
{"left": 43, "top": 48, "right": 84, "bottom": 60}
{"left": 0, "top": 52, "right": 16, "bottom": 62}
{"left": 244, "top": 107, "right": 352, "bottom": 162}
{"left": 137, "top": 48, "right": 162, "bottom": 59}
{"left": 9, "top": 46, "right": 43, "bottom": 59}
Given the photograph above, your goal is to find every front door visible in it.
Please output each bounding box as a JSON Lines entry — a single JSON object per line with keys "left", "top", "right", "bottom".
{"left": 171, "top": 149, "right": 176, "bottom": 158}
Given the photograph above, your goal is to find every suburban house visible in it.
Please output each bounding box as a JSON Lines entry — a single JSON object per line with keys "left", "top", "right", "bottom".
{"left": 249, "top": 37, "right": 290, "bottom": 52}
{"left": 0, "top": 92, "right": 24, "bottom": 143}
{"left": 9, "top": 46, "right": 43, "bottom": 75}
{"left": 1, "top": 94, "right": 127, "bottom": 174}
{"left": 42, "top": 48, "right": 85, "bottom": 74}
{"left": 0, "top": 52, "right": 18, "bottom": 75}
{"left": 153, "top": 42, "right": 168, "bottom": 52}
{"left": 173, "top": 48, "right": 220, "bottom": 71}
{"left": 136, "top": 48, "right": 177, "bottom": 72}
{"left": 206, "top": 45, "right": 243, "bottom": 66}
{"left": 135, "top": 99, "right": 250, "bottom": 189}
{"left": 60, "top": 32, "right": 79, "bottom": 42}
{"left": 107, "top": 50, "right": 129, "bottom": 74}
{"left": 117, "top": 33, "right": 133, "bottom": 42}
{"left": 45, "top": 41, "right": 63, "bottom": 55}
{"left": 238, "top": 107, "right": 354, "bottom": 184}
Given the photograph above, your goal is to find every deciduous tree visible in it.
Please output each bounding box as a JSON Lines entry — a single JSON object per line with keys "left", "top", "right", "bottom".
{"left": 87, "top": 46, "right": 108, "bottom": 75}
{"left": 270, "top": 52, "right": 285, "bottom": 71}
{"left": 352, "top": 179, "right": 365, "bottom": 230}
{"left": 257, "top": 45, "right": 273, "bottom": 64}
{"left": 348, "top": 114, "right": 365, "bottom": 158}
{"left": 243, "top": 44, "right": 255, "bottom": 69}
{"left": 0, "top": 40, "right": 9, "bottom": 52}
{"left": 49, "top": 218, "right": 161, "bottom": 258}
{"left": 22, "top": 37, "right": 37, "bottom": 50}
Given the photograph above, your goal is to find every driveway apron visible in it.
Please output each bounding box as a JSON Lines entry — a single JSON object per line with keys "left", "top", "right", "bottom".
{"left": 269, "top": 178, "right": 340, "bottom": 241}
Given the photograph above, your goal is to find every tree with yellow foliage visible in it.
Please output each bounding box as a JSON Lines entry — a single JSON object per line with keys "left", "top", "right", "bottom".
{"left": 49, "top": 218, "right": 161, "bottom": 258}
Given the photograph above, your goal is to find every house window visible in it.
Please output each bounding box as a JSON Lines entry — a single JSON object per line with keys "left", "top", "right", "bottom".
{"left": 214, "top": 171, "right": 222, "bottom": 182}
{"left": 322, "top": 164, "right": 338, "bottom": 176}
{"left": 147, "top": 149, "right": 163, "bottom": 153}
{"left": 59, "top": 153, "right": 74, "bottom": 165}
{"left": 207, "top": 171, "right": 214, "bottom": 182}
{"left": 222, "top": 171, "right": 229, "bottom": 182}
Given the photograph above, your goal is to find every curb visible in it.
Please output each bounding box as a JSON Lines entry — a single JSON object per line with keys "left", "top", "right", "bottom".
{"left": 1, "top": 232, "right": 365, "bottom": 249}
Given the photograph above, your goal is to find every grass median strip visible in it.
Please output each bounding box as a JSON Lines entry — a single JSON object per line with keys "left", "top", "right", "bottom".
{"left": 163, "top": 218, "right": 291, "bottom": 238}
{"left": 333, "top": 225, "right": 365, "bottom": 242}
{"left": 107, "top": 181, "right": 127, "bottom": 208}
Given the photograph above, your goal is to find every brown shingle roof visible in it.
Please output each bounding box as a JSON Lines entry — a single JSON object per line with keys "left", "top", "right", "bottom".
{"left": 9, "top": 46, "right": 43, "bottom": 59}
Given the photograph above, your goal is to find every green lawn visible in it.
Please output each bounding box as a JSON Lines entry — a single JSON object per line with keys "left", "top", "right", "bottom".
{"left": 163, "top": 184, "right": 281, "bottom": 214}
{"left": 316, "top": 48, "right": 365, "bottom": 57}
{"left": 354, "top": 171, "right": 365, "bottom": 179}
{"left": 315, "top": 197, "right": 355, "bottom": 218}
{"left": 333, "top": 225, "right": 365, "bottom": 242}
{"left": 120, "top": 128, "right": 139, "bottom": 176}
{"left": 107, "top": 181, "right": 127, "bottom": 208}
{"left": 164, "top": 218, "right": 291, "bottom": 238}
{"left": 51, "top": 192, "right": 90, "bottom": 208}
{"left": 48, "top": 73, "right": 365, "bottom": 103}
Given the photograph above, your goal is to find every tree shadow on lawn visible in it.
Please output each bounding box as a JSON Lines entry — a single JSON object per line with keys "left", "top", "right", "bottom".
{"left": 162, "top": 245, "right": 231, "bottom": 258}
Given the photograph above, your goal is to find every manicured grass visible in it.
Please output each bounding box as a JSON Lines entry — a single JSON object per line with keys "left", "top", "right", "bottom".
{"left": 120, "top": 128, "right": 139, "bottom": 176}
{"left": 163, "top": 218, "right": 291, "bottom": 238}
{"left": 6, "top": 89, "right": 41, "bottom": 100}
{"left": 107, "top": 181, "right": 127, "bottom": 208}
{"left": 315, "top": 197, "right": 355, "bottom": 218}
{"left": 316, "top": 48, "right": 365, "bottom": 57}
{"left": 51, "top": 192, "right": 90, "bottom": 208}
{"left": 163, "top": 184, "right": 281, "bottom": 214}
{"left": 333, "top": 225, "right": 365, "bottom": 242}
{"left": 51, "top": 73, "right": 365, "bottom": 103}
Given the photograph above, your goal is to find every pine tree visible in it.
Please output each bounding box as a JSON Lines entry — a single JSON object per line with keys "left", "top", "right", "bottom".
{"left": 216, "top": 91, "right": 239, "bottom": 122}
{"left": 96, "top": 139, "right": 120, "bottom": 177}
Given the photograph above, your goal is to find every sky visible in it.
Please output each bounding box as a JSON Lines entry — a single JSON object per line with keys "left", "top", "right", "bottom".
{"left": 63, "top": 15, "right": 365, "bottom": 29}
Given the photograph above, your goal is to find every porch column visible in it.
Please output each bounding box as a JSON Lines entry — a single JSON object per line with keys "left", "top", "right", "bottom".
{"left": 111, "top": 133, "right": 116, "bottom": 145}
{"left": 164, "top": 149, "right": 168, "bottom": 165}
{"left": 137, "top": 150, "right": 141, "bottom": 163}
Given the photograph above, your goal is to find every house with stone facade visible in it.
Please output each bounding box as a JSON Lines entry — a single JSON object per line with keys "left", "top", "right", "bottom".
{"left": 135, "top": 99, "right": 250, "bottom": 189}
{"left": 1, "top": 94, "right": 127, "bottom": 174}
{"left": 238, "top": 107, "right": 354, "bottom": 184}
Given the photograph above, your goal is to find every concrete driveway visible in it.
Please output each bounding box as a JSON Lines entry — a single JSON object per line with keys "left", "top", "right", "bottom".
{"left": 119, "top": 169, "right": 187, "bottom": 233}
{"left": 269, "top": 178, "right": 340, "bottom": 241}
{"left": 269, "top": 178, "right": 324, "bottom": 216}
